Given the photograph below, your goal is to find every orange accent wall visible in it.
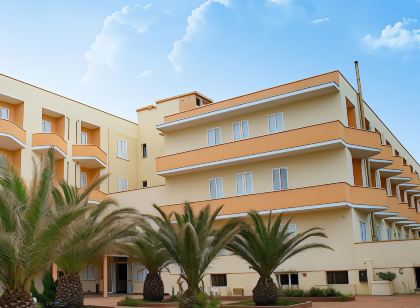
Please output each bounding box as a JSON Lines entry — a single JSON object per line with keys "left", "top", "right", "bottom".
{"left": 346, "top": 99, "right": 357, "bottom": 128}
{"left": 352, "top": 158, "right": 363, "bottom": 186}
{"left": 32, "top": 133, "right": 67, "bottom": 154}
{"left": 0, "top": 149, "right": 21, "bottom": 173}
{"left": 164, "top": 71, "right": 340, "bottom": 123}
{"left": 156, "top": 121, "right": 382, "bottom": 173}
{"left": 81, "top": 126, "right": 100, "bottom": 146}
{"left": 0, "top": 101, "right": 24, "bottom": 126}
{"left": 0, "top": 119, "right": 26, "bottom": 144}
{"left": 81, "top": 167, "right": 100, "bottom": 187}
{"left": 178, "top": 93, "right": 212, "bottom": 113}
{"left": 159, "top": 182, "right": 388, "bottom": 216}
{"left": 42, "top": 114, "right": 65, "bottom": 138}
{"left": 72, "top": 144, "right": 107, "bottom": 164}
{"left": 370, "top": 169, "right": 376, "bottom": 188}
{"left": 54, "top": 159, "right": 64, "bottom": 183}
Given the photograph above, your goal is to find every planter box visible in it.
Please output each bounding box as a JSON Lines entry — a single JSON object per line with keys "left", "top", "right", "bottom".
{"left": 371, "top": 281, "right": 394, "bottom": 295}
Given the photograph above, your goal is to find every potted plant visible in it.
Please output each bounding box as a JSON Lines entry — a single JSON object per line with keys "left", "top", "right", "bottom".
{"left": 371, "top": 272, "right": 396, "bottom": 295}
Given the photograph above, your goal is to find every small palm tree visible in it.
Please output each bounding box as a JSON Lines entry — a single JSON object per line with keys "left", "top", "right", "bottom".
{"left": 227, "top": 210, "right": 332, "bottom": 306}
{"left": 52, "top": 176, "right": 137, "bottom": 307}
{"left": 0, "top": 152, "right": 86, "bottom": 307}
{"left": 140, "top": 203, "right": 240, "bottom": 308}
{"left": 120, "top": 231, "right": 170, "bottom": 301}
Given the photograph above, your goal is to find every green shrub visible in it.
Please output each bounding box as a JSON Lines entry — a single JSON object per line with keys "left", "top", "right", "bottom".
{"left": 377, "top": 271, "right": 397, "bottom": 282}
{"left": 118, "top": 297, "right": 143, "bottom": 306}
{"left": 278, "top": 288, "right": 305, "bottom": 297}
{"left": 30, "top": 271, "right": 57, "bottom": 308}
{"left": 191, "top": 292, "right": 220, "bottom": 308}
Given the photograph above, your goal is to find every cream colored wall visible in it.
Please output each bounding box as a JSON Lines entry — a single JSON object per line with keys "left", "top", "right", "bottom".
{"left": 137, "top": 100, "right": 179, "bottom": 187}
{"left": 162, "top": 148, "right": 352, "bottom": 205}
{"left": 0, "top": 73, "right": 138, "bottom": 193}
{"left": 164, "top": 92, "right": 344, "bottom": 155}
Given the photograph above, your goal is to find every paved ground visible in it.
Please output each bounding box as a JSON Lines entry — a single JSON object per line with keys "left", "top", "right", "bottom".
{"left": 85, "top": 295, "right": 420, "bottom": 308}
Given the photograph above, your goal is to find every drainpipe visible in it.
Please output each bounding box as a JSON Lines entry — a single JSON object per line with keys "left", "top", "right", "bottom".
{"left": 355, "top": 61, "right": 376, "bottom": 241}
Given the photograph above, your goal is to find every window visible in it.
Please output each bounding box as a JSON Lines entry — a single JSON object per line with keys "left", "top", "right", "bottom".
{"left": 386, "top": 228, "right": 392, "bottom": 240}
{"left": 80, "top": 264, "right": 96, "bottom": 281}
{"left": 360, "top": 221, "right": 368, "bottom": 242}
{"left": 276, "top": 273, "right": 299, "bottom": 289}
{"left": 141, "top": 143, "right": 147, "bottom": 158}
{"left": 80, "top": 172, "right": 87, "bottom": 189}
{"left": 233, "top": 120, "right": 249, "bottom": 141}
{"left": 268, "top": 112, "right": 284, "bottom": 134}
{"left": 211, "top": 274, "right": 227, "bottom": 287}
{"left": 42, "top": 120, "right": 52, "bottom": 133}
{"left": 209, "top": 177, "right": 223, "bottom": 199}
{"left": 81, "top": 132, "right": 88, "bottom": 145}
{"left": 235, "top": 172, "right": 253, "bottom": 195}
{"left": 375, "top": 224, "right": 382, "bottom": 241}
{"left": 273, "top": 168, "right": 288, "bottom": 191}
{"left": 117, "top": 139, "right": 128, "bottom": 159}
{"left": 326, "top": 271, "right": 349, "bottom": 284}
{"left": 280, "top": 224, "right": 297, "bottom": 235}
{"left": 133, "top": 264, "right": 147, "bottom": 283}
{"left": 141, "top": 180, "right": 148, "bottom": 188}
{"left": 359, "top": 270, "right": 368, "bottom": 283}
{"left": 117, "top": 177, "right": 128, "bottom": 192}
{"left": 207, "top": 128, "right": 221, "bottom": 146}
{"left": 0, "top": 107, "right": 9, "bottom": 120}
{"left": 196, "top": 97, "right": 202, "bottom": 107}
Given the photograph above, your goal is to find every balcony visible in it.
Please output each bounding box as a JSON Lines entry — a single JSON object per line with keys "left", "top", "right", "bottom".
{"left": 32, "top": 133, "right": 67, "bottom": 158}
{"left": 156, "top": 121, "right": 382, "bottom": 176}
{"left": 386, "top": 196, "right": 419, "bottom": 222}
{"left": 0, "top": 119, "right": 26, "bottom": 150}
{"left": 78, "top": 188, "right": 107, "bottom": 206}
{"left": 72, "top": 144, "right": 107, "bottom": 169}
{"left": 370, "top": 145, "right": 393, "bottom": 169}
{"left": 159, "top": 182, "right": 388, "bottom": 217}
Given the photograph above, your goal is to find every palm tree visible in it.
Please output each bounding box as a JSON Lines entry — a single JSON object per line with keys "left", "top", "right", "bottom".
{"left": 227, "top": 210, "right": 332, "bottom": 306}
{"left": 0, "top": 151, "right": 86, "bottom": 307}
{"left": 120, "top": 232, "right": 170, "bottom": 301}
{"left": 140, "top": 203, "right": 240, "bottom": 308}
{"left": 52, "top": 176, "right": 138, "bottom": 307}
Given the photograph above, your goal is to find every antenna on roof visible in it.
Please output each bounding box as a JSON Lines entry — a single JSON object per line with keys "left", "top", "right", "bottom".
{"left": 354, "top": 61, "right": 366, "bottom": 130}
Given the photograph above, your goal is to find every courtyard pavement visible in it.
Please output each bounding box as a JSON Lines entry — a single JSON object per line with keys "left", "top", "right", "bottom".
{"left": 84, "top": 295, "right": 420, "bottom": 308}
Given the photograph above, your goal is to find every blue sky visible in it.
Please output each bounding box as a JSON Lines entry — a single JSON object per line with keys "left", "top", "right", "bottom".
{"left": 0, "top": 0, "right": 419, "bottom": 158}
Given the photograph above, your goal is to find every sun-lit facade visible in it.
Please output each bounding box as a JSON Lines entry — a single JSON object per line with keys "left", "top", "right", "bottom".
{"left": 1, "top": 71, "right": 420, "bottom": 296}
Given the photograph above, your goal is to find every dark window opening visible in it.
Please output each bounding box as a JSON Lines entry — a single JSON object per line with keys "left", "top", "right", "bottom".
{"left": 395, "top": 150, "right": 400, "bottom": 157}
{"left": 364, "top": 118, "right": 370, "bottom": 130}
{"left": 211, "top": 274, "right": 227, "bottom": 287}
{"left": 141, "top": 180, "right": 147, "bottom": 188}
{"left": 142, "top": 144, "right": 147, "bottom": 158}
{"left": 359, "top": 270, "right": 368, "bottom": 282}
{"left": 196, "top": 97, "right": 202, "bottom": 107}
{"left": 326, "top": 271, "right": 349, "bottom": 284}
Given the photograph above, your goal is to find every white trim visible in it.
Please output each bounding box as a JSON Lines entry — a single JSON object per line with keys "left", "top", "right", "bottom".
{"left": 215, "top": 202, "right": 386, "bottom": 220}
{"left": 157, "top": 82, "right": 339, "bottom": 131}
{"left": 394, "top": 220, "right": 416, "bottom": 225}
{"left": 374, "top": 212, "right": 398, "bottom": 217}
{"left": 158, "top": 139, "right": 380, "bottom": 176}
{"left": 369, "top": 158, "right": 393, "bottom": 165}
{"left": 384, "top": 216, "right": 408, "bottom": 221}
{"left": 72, "top": 156, "right": 107, "bottom": 168}
{"left": 32, "top": 145, "right": 66, "bottom": 158}
{"left": 0, "top": 132, "right": 26, "bottom": 148}
{"left": 378, "top": 168, "right": 402, "bottom": 175}
{"left": 404, "top": 224, "right": 420, "bottom": 228}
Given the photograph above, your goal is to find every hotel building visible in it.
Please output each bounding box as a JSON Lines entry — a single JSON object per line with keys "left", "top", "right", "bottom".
{"left": 1, "top": 70, "right": 420, "bottom": 296}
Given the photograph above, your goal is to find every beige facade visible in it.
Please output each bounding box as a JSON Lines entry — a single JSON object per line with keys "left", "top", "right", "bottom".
{"left": 2, "top": 70, "right": 420, "bottom": 297}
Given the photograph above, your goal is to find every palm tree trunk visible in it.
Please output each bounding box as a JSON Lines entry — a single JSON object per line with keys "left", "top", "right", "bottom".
{"left": 0, "top": 288, "right": 36, "bottom": 308}
{"left": 253, "top": 276, "right": 278, "bottom": 306}
{"left": 56, "top": 273, "right": 84, "bottom": 307}
{"left": 143, "top": 272, "right": 164, "bottom": 301}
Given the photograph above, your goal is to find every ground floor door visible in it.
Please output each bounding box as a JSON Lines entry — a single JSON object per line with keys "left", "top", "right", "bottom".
{"left": 415, "top": 268, "right": 420, "bottom": 288}
{"left": 116, "top": 263, "right": 128, "bottom": 293}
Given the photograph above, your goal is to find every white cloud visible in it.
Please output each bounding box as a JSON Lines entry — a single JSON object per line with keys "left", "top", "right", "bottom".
{"left": 144, "top": 3, "right": 153, "bottom": 10}
{"left": 168, "top": 0, "right": 230, "bottom": 72}
{"left": 312, "top": 17, "right": 330, "bottom": 24}
{"left": 137, "top": 70, "right": 152, "bottom": 78}
{"left": 364, "top": 18, "right": 420, "bottom": 50}
{"left": 82, "top": 5, "right": 152, "bottom": 82}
